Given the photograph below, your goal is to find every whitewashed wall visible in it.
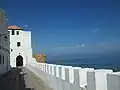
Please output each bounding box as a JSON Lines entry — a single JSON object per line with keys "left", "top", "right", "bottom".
{"left": 0, "top": 9, "right": 10, "bottom": 75}
{"left": 9, "top": 29, "right": 32, "bottom": 67}
{"left": 27, "top": 62, "right": 120, "bottom": 90}
{"left": 107, "top": 72, "right": 120, "bottom": 90}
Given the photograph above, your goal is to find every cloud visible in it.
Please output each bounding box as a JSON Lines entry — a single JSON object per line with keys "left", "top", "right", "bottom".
{"left": 24, "top": 25, "right": 28, "bottom": 27}
{"left": 76, "top": 44, "right": 85, "bottom": 48}
{"left": 81, "top": 44, "right": 85, "bottom": 47}
{"left": 92, "top": 28, "right": 100, "bottom": 33}
{"left": 51, "top": 44, "right": 85, "bottom": 51}
{"left": 48, "top": 42, "right": 120, "bottom": 55}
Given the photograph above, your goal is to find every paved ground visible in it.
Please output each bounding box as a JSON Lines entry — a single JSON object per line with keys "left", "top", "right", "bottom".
{"left": 0, "top": 67, "right": 53, "bottom": 90}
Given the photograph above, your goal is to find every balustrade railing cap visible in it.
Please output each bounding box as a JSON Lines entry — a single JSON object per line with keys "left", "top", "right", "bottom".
{"left": 112, "top": 72, "right": 120, "bottom": 75}
{"left": 52, "top": 64, "right": 57, "bottom": 66}
{"left": 73, "top": 67, "right": 82, "bottom": 69}
{"left": 49, "top": 64, "right": 56, "bottom": 66}
{"left": 95, "top": 69, "right": 113, "bottom": 73}
{"left": 51, "top": 64, "right": 57, "bottom": 66}
{"left": 56, "top": 65, "right": 63, "bottom": 67}
{"left": 62, "top": 65, "right": 72, "bottom": 68}
{"left": 95, "top": 69, "right": 112, "bottom": 71}
{"left": 81, "top": 68, "right": 94, "bottom": 71}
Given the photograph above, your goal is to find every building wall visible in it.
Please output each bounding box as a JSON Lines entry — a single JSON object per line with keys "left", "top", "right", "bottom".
{"left": 0, "top": 9, "right": 10, "bottom": 75}
{"left": 9, "top": 29, "right": 33, "bottom": 67}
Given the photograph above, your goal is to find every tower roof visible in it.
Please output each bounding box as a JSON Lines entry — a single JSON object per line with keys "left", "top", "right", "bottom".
{"left": 8, "top": 25, "right": 23, "bottom": 30}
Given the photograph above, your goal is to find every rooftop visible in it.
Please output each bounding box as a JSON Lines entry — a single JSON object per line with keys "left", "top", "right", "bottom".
{"left": 8, "top": 25, "right": 23, "bottom": 30}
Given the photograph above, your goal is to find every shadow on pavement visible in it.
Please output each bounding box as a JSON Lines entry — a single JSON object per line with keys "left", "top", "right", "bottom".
{"left": 0, "top": 67, "right": 34, "bottom": 90}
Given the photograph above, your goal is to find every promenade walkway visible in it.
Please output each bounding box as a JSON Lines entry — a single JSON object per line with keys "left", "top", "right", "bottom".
{"left": 0, "top": 67, "right": 52, "bottom": 90}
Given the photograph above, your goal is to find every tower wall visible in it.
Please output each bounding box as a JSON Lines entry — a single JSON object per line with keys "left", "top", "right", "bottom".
{"left": 9, "top": 29, "right": 33, "bottom": 67}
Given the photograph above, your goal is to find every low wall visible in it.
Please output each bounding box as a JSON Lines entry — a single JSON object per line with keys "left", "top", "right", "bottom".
{"left": 27, "top": 62, "right": 120, "bottom": 90}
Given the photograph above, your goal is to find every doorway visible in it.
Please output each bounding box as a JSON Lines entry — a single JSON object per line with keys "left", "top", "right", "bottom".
{"left": 16, "top": 55, "right": 23, "bottom": 66}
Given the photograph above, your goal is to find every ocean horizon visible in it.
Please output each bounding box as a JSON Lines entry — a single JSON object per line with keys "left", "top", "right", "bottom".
{"left": 47, "top": 57, "right": 120, "bottom": 71}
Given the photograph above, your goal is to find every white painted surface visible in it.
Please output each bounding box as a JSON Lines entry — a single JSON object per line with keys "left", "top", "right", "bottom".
{"left": 61, "top": 66, "right": 65, "bottom": 80}
{"left": 45, "top": 64, "right": 48, "bottom": 73}
{"left": 27, "top": 63, "right": 120, "bottom": 90}
{"left": 56, "top": 65, "right": 59, "bottom": 77}
{"left": 0, "top": 9, "right": 10, "bottom": 75}
{"left": 51, "top": 65, "right": 54, "bottom": 75}
{"left": 48, "top": 64, "right": 51, "bottom": 74}
{"left": 107, "top": 73, "right": 120, "bottom": 90}
{"left": 87, "top": 71, "right": 96, "bottom": 90}
{"left": 79, "top": 68, "right": 94, "bottom": 88}
{"left": 9, "top": 27, "right": 33, "bottom": 67}
{"left": 73, "top": 67, "right": 81, "bottom": 86}
{"left": 68, "top": 67, "right": 74, "bottom": 83}
{"left": 95, "top": 69, "right": 113, "bottom": 90}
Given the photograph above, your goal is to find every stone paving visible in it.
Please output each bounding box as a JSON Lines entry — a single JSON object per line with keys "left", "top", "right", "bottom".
{"left": 0, "top": 67, "right": 53, "bottom": 90}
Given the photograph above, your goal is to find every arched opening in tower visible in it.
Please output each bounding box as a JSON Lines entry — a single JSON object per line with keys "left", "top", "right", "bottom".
{"left": 16, "top": 55, "right": 23, "bottom": 66}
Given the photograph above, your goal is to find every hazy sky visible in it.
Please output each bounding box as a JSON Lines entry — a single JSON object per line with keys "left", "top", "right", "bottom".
{"left": 1, "top": 0, "right": 120, "bottom": 55}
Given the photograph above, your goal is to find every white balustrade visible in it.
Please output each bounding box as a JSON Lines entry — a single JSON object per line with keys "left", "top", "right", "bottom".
{"left": 80, "top": 68, "right": 94, "bottom": 88}
{"left": 95, "top": 69, "right": 113, "bottom": 90}
{"left": 26, "top": 62, "right": 120, "bottom": 90}
{"left": 87, "top": 71, "right": 96, "bottom": 90}
{"left": 107, "top": 73, "right": 120, "bottom": 90}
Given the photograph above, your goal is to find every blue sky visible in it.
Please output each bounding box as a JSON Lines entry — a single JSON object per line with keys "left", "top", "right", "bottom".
{"left": 1, "top": 0, "right": 120, "bottom": 57}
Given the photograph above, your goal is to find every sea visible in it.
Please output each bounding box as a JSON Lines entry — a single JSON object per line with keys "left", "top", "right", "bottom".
{"left": 47, "top": 58, "right": 120, "bottom": 72}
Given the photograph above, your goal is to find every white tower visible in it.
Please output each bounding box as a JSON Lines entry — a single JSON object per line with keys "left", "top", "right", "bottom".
{"left": 8, "top": 25, "right": 33, "bottom": 67}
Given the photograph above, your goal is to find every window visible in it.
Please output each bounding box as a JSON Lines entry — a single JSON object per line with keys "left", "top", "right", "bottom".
{"left": 6, "top": 56, "right": 8, "bottom": 70}
{"left": 4, "top": 36, "right": 8, "bottom": 41}
{"left": 3, "top": 56, "right": 4, "bottom": 64}
{"left": 17, "top": 31, "right": 19, "bottom": 35}
{"left": 8, "top": 31, "right": 10, "bottom": 34}
{"left": 0, "top": 55, "right": 1, "bottom": 64}
{"left": 11, "top": 49, "right": 13, "bottom": 52}
{"left": 17, "top": 42, "right": 21, "bottom": 47}
{"left": 12, "top": 30, "right": 15, "bottom": 35}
